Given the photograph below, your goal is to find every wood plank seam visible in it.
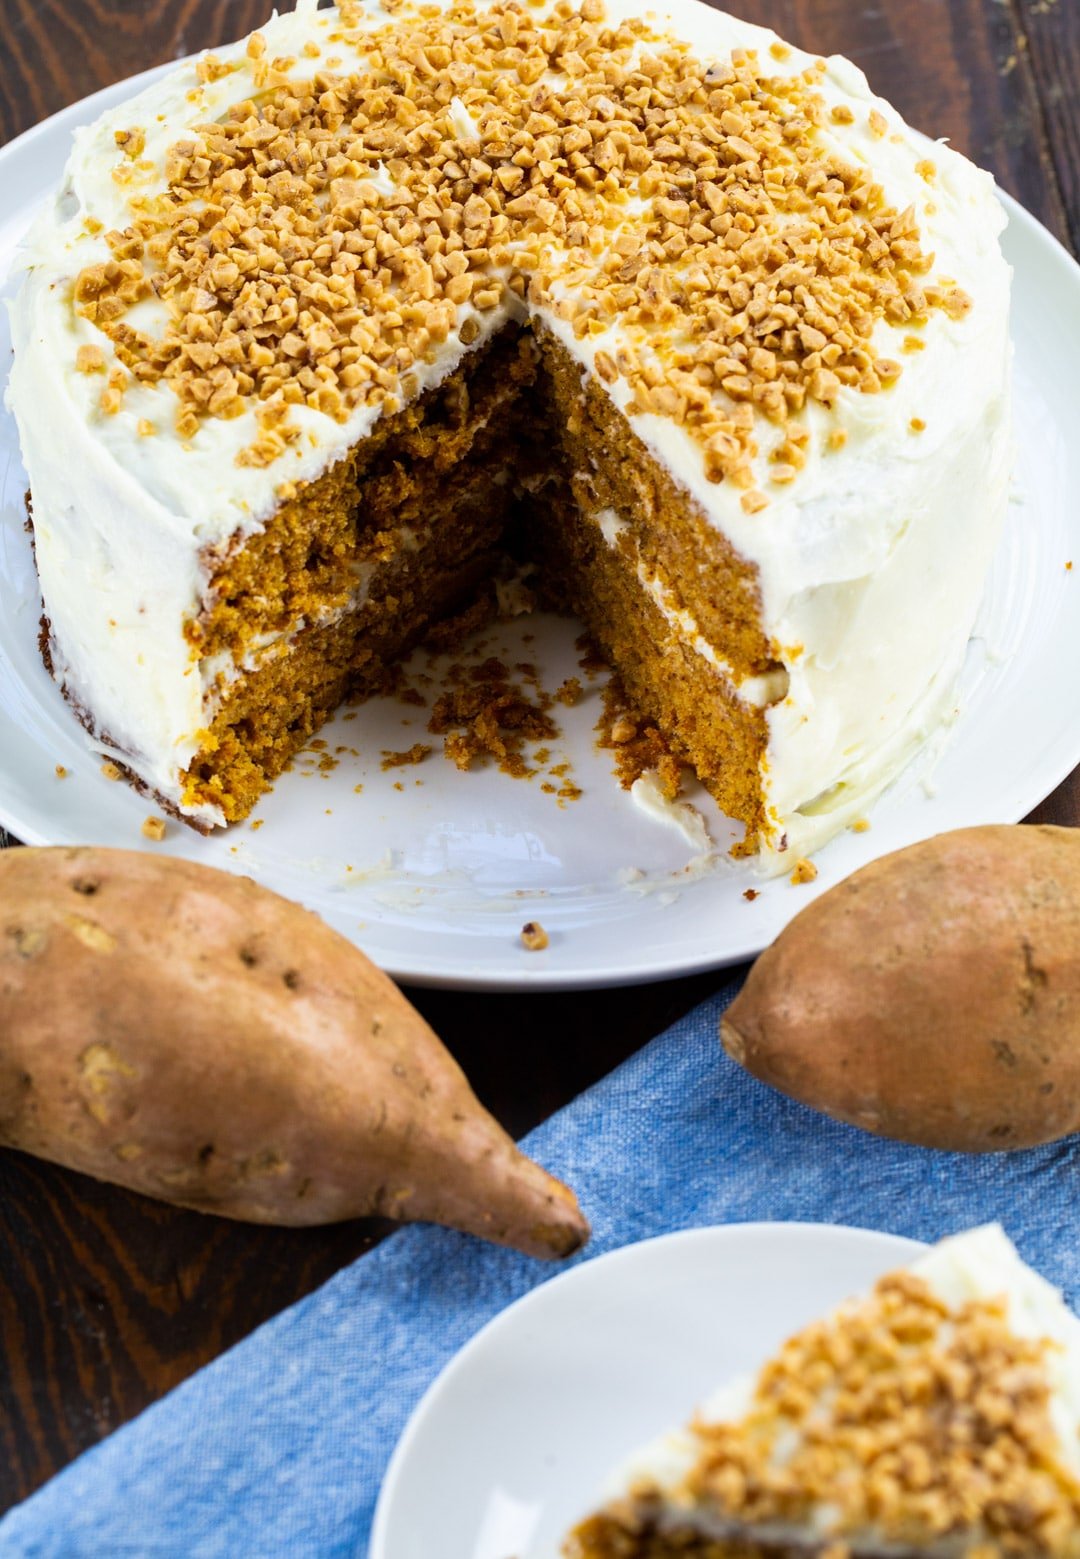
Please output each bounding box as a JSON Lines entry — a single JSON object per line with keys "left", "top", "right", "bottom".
{"left": 999, "top": 0, "right": 1073, "bottom": 247}
{"left": 1015, "top": 0, "right": 1080, "bottom": 255}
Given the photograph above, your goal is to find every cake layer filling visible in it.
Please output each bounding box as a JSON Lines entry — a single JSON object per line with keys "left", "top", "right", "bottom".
{"left": 524, "top": 481, "right": 772, "bottom": 850}
{"left": 583, "top": 488, "right": 992, "bottom": 871}
{"left": 591, "top": 507, "right": 789, "bottom": 712}
{"left": 189, "top": 327, "right": 537, "bottom": 664}
{"left": 183, "top": 478, "right": 514, "bottom": 822}
{"left": 537, "top": 329, "right": 775, "bottom": 681}
{"left": 182, "top": 547, "right": 504, "bottom": 823}
{"left": 196, "top": 514, "right": 459, "bottom": 720}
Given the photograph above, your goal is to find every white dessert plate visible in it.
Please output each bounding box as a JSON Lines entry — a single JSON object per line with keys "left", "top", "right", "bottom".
{"left": 3, "top": 70, "right": 1080, "bottom": 989}
{"left": 370, "top": 1221, "right": 924, "bottom": 1559}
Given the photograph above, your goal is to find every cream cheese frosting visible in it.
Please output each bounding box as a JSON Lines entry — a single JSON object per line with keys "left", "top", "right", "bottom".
{"left": 6, "top": 0, "right": 1011, "bottom": 848}
{"left": 576, "top": 1226, "right": 1080, "bottom": 1554}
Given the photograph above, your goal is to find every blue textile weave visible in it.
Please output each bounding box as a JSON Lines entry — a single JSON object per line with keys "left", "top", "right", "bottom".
{"left": 2, "top": 975, "right": 1078, "bottom": 1557}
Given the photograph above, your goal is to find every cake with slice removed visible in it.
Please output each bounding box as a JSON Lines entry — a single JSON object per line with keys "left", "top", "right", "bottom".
{"left": 6, "top": 0, "right": 1011, "bottom": 864}
{"left": 564, "top": 1226, "right": 1080, "bottom": 1557}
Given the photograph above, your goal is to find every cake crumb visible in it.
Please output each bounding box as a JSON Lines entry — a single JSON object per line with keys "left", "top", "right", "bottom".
{"left": 520, "top": 921, "right": 549, "bottom": 951}
{"left": 910, "top": 416, "right": 926, "bottom": 433}
{"left": 597, "top": 679, "right": 681, "bottom": 798}
{"left": 555, "top": 677, "right": 582, "bottom": 707}
{"left": 55, "top": 764, "right": 67, "bottom": 779}
{"left": 250, "top": 818, "right": 264, "bottom": 830}
{"left": 423, "top": 592, "right": 497, "bottom": 655}
{"left": 141, "top": 815, "right": 166, "bottom": 841}
{"left": 743, "top": 887, "right": 759, "bottom": 901}
{"left": 427, "top": 657, "right": 557, "bottom": 779}
{"left": 790, "top": 857, "right": 818, "bottom": 884}
{"left": 101, "top": 761, "right": 122, "bottom": 781}
{"left": 381, "top": 743, "right": 432, "bottom": 770}
{"left": 851, "top": 817, "right": 871, "bottom": 833}
{"left": 575, "top": 634, "right": 608, "bottom": 679}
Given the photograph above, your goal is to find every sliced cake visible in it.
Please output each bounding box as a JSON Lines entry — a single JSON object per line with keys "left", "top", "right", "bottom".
{"left": 565, "top": 1226, "right": 1080, "bottom": 1557}
{"left": 6, "top": 0, "right": 1011, "bottom": 863}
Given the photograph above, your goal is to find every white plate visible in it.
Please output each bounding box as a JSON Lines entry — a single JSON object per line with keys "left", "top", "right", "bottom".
{"left": 2, "top": 71, "right": 1080, "bottom": 990}
{"left": 370, "top": 1221, "right": 923, "bottom": 1559}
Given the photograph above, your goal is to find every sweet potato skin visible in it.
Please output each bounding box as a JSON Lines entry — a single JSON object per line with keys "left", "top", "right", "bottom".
{"left": 0, "top": 847, "right": 588, "bottom": 1258}
{"left": 721, "top": 825, "right": 1080, "bottom": 1151}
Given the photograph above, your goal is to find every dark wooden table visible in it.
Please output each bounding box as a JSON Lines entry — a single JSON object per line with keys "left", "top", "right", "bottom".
{"left": 2, "top": 0, "right": 1079, "bottom": 1516}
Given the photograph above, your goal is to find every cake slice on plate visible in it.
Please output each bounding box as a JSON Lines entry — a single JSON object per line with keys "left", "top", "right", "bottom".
{"left": 565, "top": 1226, "right": 1080, "bottom": 1557}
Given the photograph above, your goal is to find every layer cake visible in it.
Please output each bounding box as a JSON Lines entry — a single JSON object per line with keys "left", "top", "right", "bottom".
{"left": 6, "top": 0, "right": 1012, "bottom": 863}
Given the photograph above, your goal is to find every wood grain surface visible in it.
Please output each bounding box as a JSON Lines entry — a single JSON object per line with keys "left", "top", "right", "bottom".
{"left": 1, "top": 0, "right": 1079, "bottom": 1516}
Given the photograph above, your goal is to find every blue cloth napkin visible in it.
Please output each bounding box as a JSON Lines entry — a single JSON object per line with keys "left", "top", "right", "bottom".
{"left": 3, "top": 975, "right": 1080, "bottom": 1557}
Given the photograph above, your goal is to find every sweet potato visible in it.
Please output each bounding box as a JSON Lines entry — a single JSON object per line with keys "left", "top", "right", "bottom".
{"left": 0, "top": 846, "right": 588, "bottom": 1257}
{"left": 721, "top": 825, "right": 1080, "bottom": 1151}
